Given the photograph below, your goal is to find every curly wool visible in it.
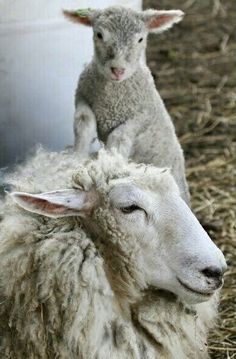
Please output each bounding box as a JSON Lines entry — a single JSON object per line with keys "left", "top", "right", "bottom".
{"left": 75, "top": 6, "right": 189, "bottom": 202}
{"left": 0, "top": 148, "right": 217, "bottom": 358}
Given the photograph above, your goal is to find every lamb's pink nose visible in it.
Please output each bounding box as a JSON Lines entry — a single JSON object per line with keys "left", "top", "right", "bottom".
{"left": 111, "top": 67, "right": 125, "bottom": 78}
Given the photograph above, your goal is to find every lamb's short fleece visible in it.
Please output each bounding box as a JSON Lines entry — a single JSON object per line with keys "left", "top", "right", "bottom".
{"left": 64, "top": 6, "right": 190, "bottom": 202}
{"left": 0, "top": 148, "right": 220, "bottom": 359}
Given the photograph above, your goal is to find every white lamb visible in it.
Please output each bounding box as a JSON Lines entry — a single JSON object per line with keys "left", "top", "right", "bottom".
{"left": 0, "top": 148, "right": 226, "bottom": 358}
{"left": 63, "top": 6, "right": 190, "bottom": 203}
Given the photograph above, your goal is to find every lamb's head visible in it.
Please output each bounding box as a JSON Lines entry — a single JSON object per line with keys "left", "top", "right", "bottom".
{"left": 11, "top": 150, "right": 226, "bottom": 305}
{"left": 63, "top": 6, "right": 184, "bottom": 82}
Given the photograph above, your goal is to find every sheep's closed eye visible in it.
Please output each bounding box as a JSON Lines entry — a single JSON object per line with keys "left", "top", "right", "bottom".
{"left": 97, "top": 32, "right": 103, "bottom": 40}
{"left": 138, "top": 37, "right": 143, "bottom": 43}
{"left": 120, "top": 204, "right": 142, "bottom": 214}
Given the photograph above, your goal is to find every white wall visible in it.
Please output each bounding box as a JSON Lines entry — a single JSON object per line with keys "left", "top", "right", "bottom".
{"left": 0, "top": 0, "right": 142, "bottom": 166}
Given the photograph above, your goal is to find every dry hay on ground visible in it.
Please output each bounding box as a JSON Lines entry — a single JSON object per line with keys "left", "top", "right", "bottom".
{"left": 144, "top": 0, "right": 236, "bottom": 357}
{"left": 0, "top": 1, "right": 235, "bottom": 357}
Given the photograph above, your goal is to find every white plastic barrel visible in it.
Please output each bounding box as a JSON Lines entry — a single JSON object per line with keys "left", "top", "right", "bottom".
{"left": 0, "top": 0, "right": 142, "bottom": 166}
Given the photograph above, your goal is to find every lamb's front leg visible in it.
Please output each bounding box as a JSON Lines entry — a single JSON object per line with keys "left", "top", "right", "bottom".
{"left": 74, "top": 101, "right": 100, "bottom": 159}
{"left": 106, "top": 120, "right": 137, "bottom": 158}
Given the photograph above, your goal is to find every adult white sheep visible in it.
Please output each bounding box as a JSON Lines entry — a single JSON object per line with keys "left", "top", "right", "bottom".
{"left": 63, "top": 6, "right": 190, "bottom": 203}
{"left": 0, "top": 149, "right": 226, "bottom": 358}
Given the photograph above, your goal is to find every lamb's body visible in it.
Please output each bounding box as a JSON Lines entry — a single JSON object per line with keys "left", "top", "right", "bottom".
{"left": 65, "top": 6, "right": 190, "bottom": 202}
{"left": 0, "top": 149, "right": 224, "bottom": 358}
{"left": 76, "top": 61, "right": 187, "bottom": 200}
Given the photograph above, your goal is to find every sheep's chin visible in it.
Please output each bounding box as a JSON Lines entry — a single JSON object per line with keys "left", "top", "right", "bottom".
{"left": 181, "top": 293, "right": 213, "bottom": 305}
{"left": 176, "top": 280, "right": 214, "bottom": 305}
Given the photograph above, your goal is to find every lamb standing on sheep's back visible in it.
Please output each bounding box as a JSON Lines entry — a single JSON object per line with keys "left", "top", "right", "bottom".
{"left": 0, "top": 149, "right": 226, "bottom": 358}
{"left": 63, "top": 6, "right": 190, "bottom": 203}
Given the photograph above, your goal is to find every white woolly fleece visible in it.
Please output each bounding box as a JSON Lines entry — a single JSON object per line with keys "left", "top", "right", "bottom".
{"left": 0, "top": 148, "right": 221, "bottom": 359}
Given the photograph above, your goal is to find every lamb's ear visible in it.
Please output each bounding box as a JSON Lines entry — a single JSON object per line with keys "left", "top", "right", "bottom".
{"left": 142, "top": 9, "right": 184, "bottom": 34}
{"left": 10, "top": 189, "right": 98, "bottom": 218}
{"left": 63, "top": 8, "right": 94, "bottom": 26}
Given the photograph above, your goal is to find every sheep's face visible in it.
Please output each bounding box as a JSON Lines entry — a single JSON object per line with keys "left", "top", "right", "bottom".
{"left": 106, "top": 180, "right": 227, "bottom": 304}
{"left": 11, "top": 161, "right": 226, "bottom": 305}
{"left": 63, "top": 7, "right": 184, "bottom": 82}
{"left": 92, "top": 11, "right": 147, "bottom": 82}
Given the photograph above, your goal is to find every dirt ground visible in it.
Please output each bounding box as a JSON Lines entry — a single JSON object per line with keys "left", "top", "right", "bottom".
{"left": 143, "top": 0, "right": 236, "bottom": 357}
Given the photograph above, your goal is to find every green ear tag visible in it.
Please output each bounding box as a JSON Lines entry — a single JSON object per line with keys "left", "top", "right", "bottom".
{"left": 76, "top": 8, "right": 94, "bottom": 17}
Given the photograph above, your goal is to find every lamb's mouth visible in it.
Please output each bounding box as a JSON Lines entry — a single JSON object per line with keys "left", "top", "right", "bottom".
{"left": 111, "top": 76, "right": 124, "bottom": 82}
{"left": 177, "top": 278, "right": 213, "bottom": 297}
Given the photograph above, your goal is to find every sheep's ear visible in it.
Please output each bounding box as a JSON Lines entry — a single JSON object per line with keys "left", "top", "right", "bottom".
{"left": 10, "top": 189, "right": 98, "bottom": 218}
{"left": 142, "top": 10, "right": 184, "bottom": 34}
{"left": 63, "top": 8, "right": 94, "bottom": 26}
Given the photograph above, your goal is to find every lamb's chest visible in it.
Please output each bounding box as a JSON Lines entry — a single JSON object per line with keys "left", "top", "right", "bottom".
{"left": 91, "top": 80, "right": 149, "bottom": 141}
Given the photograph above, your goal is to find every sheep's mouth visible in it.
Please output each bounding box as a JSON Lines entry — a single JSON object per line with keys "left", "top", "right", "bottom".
{"left": 110, "top": 76, "right": 124, "bottom": 82}
{"left": 177, "top": 278, "right": 213, "bottom": 297}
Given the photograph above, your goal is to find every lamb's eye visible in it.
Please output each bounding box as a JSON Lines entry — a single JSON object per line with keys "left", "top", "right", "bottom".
{"left": 138, "top": 37, "right": 143, "bottom": 43}
{"left": 120, "top": 205, "right": 142, "bottom": 214}
{"left": 97, "top": 32, "right": 103, "bottom": 40}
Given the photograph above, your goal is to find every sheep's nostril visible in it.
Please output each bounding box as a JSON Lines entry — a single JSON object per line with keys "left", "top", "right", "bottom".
{"left": 111, "top": 67, "right": 125, "bottom": 77}
{"left": 201, "top": 266, "right": 223, "bottom": 281}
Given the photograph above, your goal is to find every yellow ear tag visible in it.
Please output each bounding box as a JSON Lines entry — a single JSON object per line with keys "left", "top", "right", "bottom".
{"left": 76, "top": 8, "right": 94, "bottom": 17}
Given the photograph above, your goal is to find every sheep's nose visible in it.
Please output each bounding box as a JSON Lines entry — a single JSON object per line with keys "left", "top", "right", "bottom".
{"left": 111, "top": 67, "right": 125, "bottom": 77}
{"left": 201, "top": 265, "right": 226, "bottom": 286}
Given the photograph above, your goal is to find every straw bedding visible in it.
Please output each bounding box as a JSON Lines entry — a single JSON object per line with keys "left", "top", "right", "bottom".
{"left": 0, "top": 1, "right": 235, "bottom": 357}
{"left": 144, "top": 0, "right": 236, "bottom": 357}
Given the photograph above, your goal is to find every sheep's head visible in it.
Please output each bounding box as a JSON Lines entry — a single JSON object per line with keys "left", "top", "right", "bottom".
{"left": 11, "top": 150, "right": 226, "bottom": 305}
{"left": 63, "top": 6, "right": 184, "bottom": 82}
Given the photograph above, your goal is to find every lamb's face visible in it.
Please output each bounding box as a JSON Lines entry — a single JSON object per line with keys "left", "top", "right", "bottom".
{"left": 104, "top": 175, "right": 227, "bottom": 304}
{"left": 92, "top": 9, "right": 147, "bottom": 82}
{"left": 63, "top": 7, "right": 184, "bottom": 82}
